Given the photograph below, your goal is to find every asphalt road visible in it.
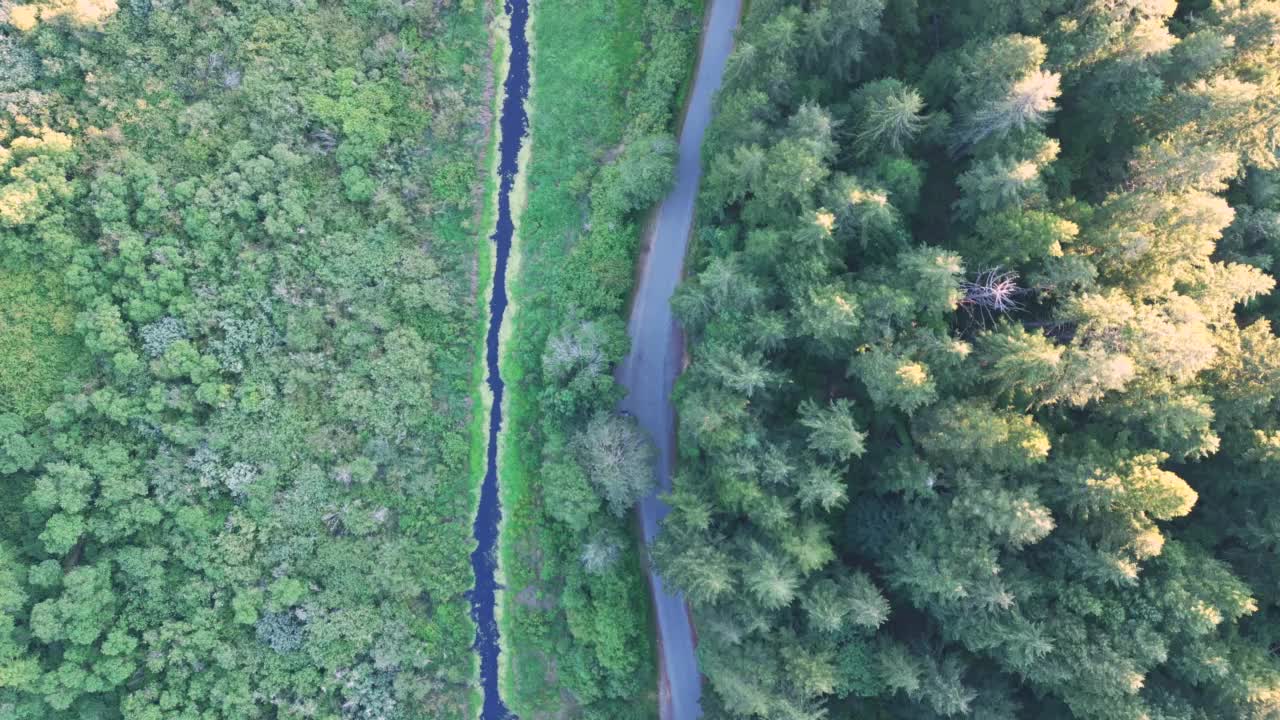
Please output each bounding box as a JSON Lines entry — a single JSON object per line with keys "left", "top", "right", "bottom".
{"left": 615, "top": 0, "right": 741, "bottom": 718}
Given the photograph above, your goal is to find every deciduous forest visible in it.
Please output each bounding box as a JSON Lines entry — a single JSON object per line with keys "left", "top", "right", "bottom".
{"left": 654, "top": 1, "right": 1280, "bottom": 718}
{"left": 0, "top": 0, "right": 493, "bottom": 717}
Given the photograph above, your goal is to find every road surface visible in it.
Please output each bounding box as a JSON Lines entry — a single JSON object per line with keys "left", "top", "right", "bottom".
{"left": 616, "top": 0, "right": 741, "bottom": 718}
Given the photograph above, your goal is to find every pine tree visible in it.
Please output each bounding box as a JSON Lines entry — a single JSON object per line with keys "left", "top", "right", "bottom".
{"left": 853, "top": 78, "right": 927, "bottom": 155}
{"left": 798, "top": 398, "right": 866, "bottom": 462}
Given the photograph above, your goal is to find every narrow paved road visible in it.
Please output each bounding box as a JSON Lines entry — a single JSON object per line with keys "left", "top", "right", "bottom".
{"left": 616, "top": 1, "right": 740, "bottom": 718}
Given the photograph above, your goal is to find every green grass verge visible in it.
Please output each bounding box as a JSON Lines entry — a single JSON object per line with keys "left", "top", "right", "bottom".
{"left": 496, "top": 0, "right": 703, "bottom": 717}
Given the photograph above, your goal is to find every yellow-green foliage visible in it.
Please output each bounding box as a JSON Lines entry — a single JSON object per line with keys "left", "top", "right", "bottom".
{"left": 0, "top": 269, "right": 82, "bottom": 418}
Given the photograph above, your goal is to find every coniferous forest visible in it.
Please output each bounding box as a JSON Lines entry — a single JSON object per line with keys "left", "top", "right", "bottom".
{"left": 7, "top": 0, "right": 1280, "bottom": 719}
{"left": 654, "top": 1, "right": 1280, "bottom": 718}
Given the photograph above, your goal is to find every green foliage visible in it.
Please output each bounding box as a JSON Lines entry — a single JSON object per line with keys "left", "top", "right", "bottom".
{"left": 852, "top": 78, "right": 928, "bottom": 156}
{"left": 0, "top": 269, "right": 84, "bottom": 418}
{"left": 799, "top": 398, "right": 868, "bottom": 462}
{"left": 540, "top": 454, "right": 601, "bottom": 532}
{"left": 572, "top": 412, "right": 656, "bottom": 517}
{"left": 340, "top": 166, "right": 376, "bottom": 202}
{"left": 432, "top": 160, "right": 476, "bottom": 209}
{"left": 603, "top": 134, "right": 678, "bottom": 213}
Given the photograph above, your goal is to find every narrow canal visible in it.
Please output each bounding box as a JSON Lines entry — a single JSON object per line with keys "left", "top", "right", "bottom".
{"left": 469, "top": 0, "right": 529, "bottom": 717}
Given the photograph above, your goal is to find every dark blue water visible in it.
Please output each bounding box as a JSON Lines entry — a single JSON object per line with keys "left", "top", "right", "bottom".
{"left": 468, "top": 0, "right": 528, "bottom": 718}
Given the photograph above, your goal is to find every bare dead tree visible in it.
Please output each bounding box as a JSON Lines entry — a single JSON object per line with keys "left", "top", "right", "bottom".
{"left": 959, "top": 268, "right": 1025, "bottom": 326}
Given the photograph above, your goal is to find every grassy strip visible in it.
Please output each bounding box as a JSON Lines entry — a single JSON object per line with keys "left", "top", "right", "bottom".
{"left": 497, "top": 0, "right": 703, "bottom": 717}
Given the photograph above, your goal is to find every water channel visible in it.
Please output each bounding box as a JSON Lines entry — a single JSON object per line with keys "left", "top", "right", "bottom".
{"left": 468, "top": 0, "right": 529, "bottom": 717}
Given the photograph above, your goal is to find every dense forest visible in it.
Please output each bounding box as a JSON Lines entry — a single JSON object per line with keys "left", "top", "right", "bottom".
{"left": 0, "top": 0, "right": 493, "bottom": 717}
{"left": 497, "top": 0, "right": 699, "bottom": 716}
{"left": 10, "top": 0, "right": 1280, "bottom": 718}
{"left": 655, "top": 0, "right": 1280, "bottom": 718}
